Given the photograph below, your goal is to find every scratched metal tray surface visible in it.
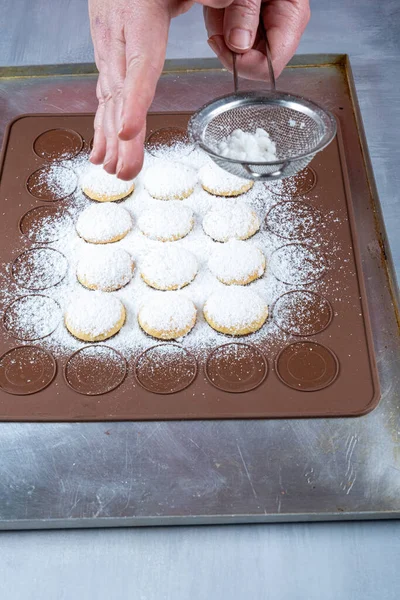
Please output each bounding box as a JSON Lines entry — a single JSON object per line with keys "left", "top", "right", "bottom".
{"left": 0, "top": 56, "right": 399, "bottom": 528}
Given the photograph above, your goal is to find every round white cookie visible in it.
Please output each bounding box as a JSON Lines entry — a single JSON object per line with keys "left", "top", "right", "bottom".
{"left": 138, "top": 203, "right": 194, "bottom": 242}
{"left": 199, "top": 162, "right": 253, "bottom": 197}
{"left": 144, "top": 162, "right": 197, "bottom": 200}
{"left": 203, "top": 201, "right": 260, "bottom": 242}
{"left": 80, "top": 163, "right": 135, "bottom": 201}
{"left": 77, "top": 246, "right": 134, "bottom": 292}
{"left": 138, "top": 293, "right": 197, "bottom": 340}
{"left": 76, "top": 203, "right": 132, "bottom": 244}
{"left": 208, "top": 240, "right": 266, "bottom": 285}
{"left": 141, "top": 246, "right": 198, "bottom": 290}
{"left": 65, "top": 291, "right": 126, "bottom": 342}
{"left": 204, "top": 287, "right": 268, "bottom": 336}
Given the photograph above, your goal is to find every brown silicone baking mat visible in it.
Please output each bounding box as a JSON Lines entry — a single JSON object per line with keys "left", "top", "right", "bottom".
{"left": 0, "top": 111, "right": 379, "bottom": 421}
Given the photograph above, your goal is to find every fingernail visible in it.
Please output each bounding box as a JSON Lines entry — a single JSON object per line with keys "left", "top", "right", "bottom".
{"left": 208, "top": 36, "right": 222, "bottom": 55}
{"left": 228, "top": 28, "right": 251, "bottom": 51}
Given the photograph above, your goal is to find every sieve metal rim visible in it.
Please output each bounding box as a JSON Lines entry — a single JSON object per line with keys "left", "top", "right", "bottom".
{"left": 188, "top": 90, "right": 337, "bottom": 166}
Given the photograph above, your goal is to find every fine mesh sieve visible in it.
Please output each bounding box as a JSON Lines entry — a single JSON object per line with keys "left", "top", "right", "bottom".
{"left": 188, "top": 28, "right": 336, "bottom": 181}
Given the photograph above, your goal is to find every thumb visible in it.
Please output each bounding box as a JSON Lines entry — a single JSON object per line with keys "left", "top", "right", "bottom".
{"left": 223, "top": 0, "right": 262, "bottom": 52}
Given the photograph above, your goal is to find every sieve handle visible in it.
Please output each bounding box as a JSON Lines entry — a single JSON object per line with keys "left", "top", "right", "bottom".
{"left": 243, "top": 161, "right": 290, "bottom": 180}
{"left": 231, "top": 17, "right": 276, "bottom": 93}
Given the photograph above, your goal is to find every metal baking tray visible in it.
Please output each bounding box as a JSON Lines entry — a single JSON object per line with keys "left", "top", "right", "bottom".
{"left": 0, "top": 55, "right": 399, "bottom": 528}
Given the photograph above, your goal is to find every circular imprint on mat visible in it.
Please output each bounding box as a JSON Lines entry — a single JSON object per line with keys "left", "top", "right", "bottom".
{"left": 27, "top": 166, "right": 78, "bottom": 201}
{"left": 3, "top": 295, "right": 61, "bottom": 341}
{"left": 33, "top": 128, "right": 83, "bottom": 160}
{"left": 205, "top": 343, "right": 268, "bottom": 393}
{"left": 273, "top": 290, "right": 333, "bottom": 336}
{"left": 19, "top": 206, "right": 73, "bottom": 243}
{"left": 12, "top": 248, "right": 68, "bottom": 290}
{"left": 266, "top": 201, "right": 323, "bottom": 240}
{"left": 276, "top": 342, "right": 339, "bottom": 392}
{"left": 64, "top": 346, "right": 127, "bottom": 396}
{"left": 0, "top": 346, "right": 56, "bottom": 395}
{"left": 270, "top": 243, "right": 327, "bottom": 286}
{"left": 146, "top": 127, "right": 193, "bottom": 158}
{"left": 265, "top": 166, "right": 316, "bottom": 197}
{"left": 135, "top": 344, "right": 197, "bottom": 394}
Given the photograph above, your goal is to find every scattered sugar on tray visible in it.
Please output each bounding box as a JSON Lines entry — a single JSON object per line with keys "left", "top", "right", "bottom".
{"left": 266, "top": 202, "right": 321, "bottom": 239}
{"left": 4, "top": 295, "right": 61, "bottom": 340}
{"left": 32, "top": 164, "right": 78, "bottom": 199}
{"left": 12, "top": 248, "right": 68, "bottom": 290}
{"left": 24, "top": 211, "right": 73, "bottom": 243}
{"left": 216, "top": 128, "right": 277, "bottom": 162}
{"left": 270, "top": 244, "right": 327, "bottom": 285}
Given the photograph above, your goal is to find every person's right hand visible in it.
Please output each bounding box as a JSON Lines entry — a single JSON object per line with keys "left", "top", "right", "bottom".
{"left": 89, "top": 0, "right": 236, "bottom": 180}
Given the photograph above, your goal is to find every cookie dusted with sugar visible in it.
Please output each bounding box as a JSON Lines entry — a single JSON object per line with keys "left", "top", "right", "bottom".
{"left": 204, "top": 287, "right": 268, "bottom": 336}
{"left": 144, "top": 162, "right": 197, "bottom": 200}
{"left": 138, "top": 203, "right": 194, "bottom": 242}
{"left": 208, "top": 240, "right": 266, "bottom": 285}
{"left": 138, "top": 293, "right": 197, "bottom": 340}
{"left": 141, "top": 246, "right": 198, "bottom": 291}
{"left": 77, "top": 246, "right": 134, "bottom": 292}
{"left": 203, "top": 201, "right": 260, "bottom": 242}
{"left": 80, "top": 163, "right": 135, "bottom": 201}
{"left": 199, "top": 162, "right": 253, "bottom": 197}
{"left": 76, "top": 203, "right": 132, "bottom": 244}
{"left": 65, "top": 291, "right": 126, "bottom": 342}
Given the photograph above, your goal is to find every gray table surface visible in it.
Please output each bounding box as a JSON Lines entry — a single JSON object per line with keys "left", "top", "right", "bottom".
{"left": 1, "top": 0, "right": 400, "bottom": 598}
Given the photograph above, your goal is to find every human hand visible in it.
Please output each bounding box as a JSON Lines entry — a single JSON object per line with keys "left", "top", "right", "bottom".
{"left": 205, "top": 0, "right": 310, "bottom": 80}
{"left": 89, "top": 0, "right": 235, "bottom": 180}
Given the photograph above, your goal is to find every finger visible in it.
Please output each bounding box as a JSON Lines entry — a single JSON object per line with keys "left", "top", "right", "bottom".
{"left": 203, "top": 5, "right": 224, "bottom": 38}
{"left": 223, "top": 0, "right": 262, "bottom": 52}
{"left": 99, "top": 73, "right": 119, "bottom": 174}
{"left": 118, "top": 7, "right": 170, "bottom": 141}
{"left": 208, "top": 34, "right": 269, "bottom": 80}
{"left": 90, "top": 77, "right": 107, "bottom": 165}
{"left": 116, "top": 124, "right": 146, "bottom": 180}
{"left": 264, "top": 0, "right": 310, "bottom": 77}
